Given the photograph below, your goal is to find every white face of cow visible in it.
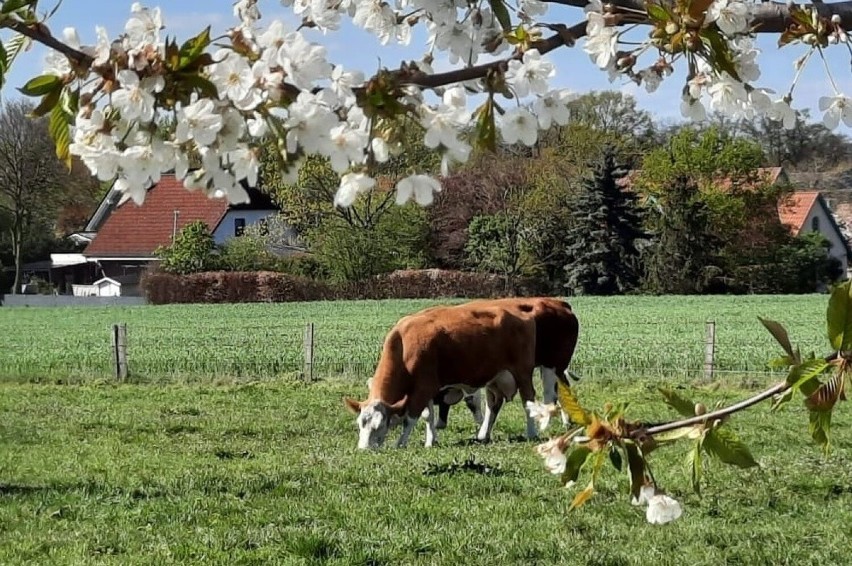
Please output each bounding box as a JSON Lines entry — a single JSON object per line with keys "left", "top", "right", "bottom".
{"left": 355, "top": 401, "right": 393, "bottom": 449}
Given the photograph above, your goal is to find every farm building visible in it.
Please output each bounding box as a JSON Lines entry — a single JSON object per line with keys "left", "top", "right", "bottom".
{"left": 777, "top": 190, "right": 852, "bottom": 276}
{"left": 50, "top": 174, "right": 282, "bottom": 296}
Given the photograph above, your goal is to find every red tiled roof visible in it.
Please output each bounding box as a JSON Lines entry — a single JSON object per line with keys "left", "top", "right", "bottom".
{"left": 777, "top": 191, "right": 820, "bottom": 235}
{"left": 84, "top": 175, "right": 230, "bottom": 257}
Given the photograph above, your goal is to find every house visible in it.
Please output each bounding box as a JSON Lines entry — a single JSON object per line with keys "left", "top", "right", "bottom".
{"left": 778, "top": 191, "right": 852, "bottom": 276}
{"left": 51, "top": 174, "right": 281, "bottom": 296}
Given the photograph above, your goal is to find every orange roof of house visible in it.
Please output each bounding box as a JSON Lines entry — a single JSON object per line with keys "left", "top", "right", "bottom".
{"left": 777, "top": 191, "right": 820, "bottom": 235}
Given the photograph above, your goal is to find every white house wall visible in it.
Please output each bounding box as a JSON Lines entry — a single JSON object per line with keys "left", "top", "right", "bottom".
{"left": 803, "top": 205, "right": 849, "bottom": 274}
{"left": 213, "top": 210, "right": 278, "bottom": 244}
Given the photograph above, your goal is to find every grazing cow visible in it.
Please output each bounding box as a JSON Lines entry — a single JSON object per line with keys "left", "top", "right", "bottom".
{"left": 343, "top": 303, "right": 539, "bottom": 449}
{"left": 435, "top": 297, "right": 580, "bottom": 429}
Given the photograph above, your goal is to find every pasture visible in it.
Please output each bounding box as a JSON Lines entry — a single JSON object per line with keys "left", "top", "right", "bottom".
{"left": 0, "top": 294, "right": 834, "bottom": 382}
{"left": 1, "top": 294, "right": 850, "bottom": 564}
{"left": 1, "top": 378, "right": 851, "bottom": 565}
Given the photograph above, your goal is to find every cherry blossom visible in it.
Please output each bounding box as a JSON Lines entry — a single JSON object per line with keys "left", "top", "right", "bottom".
{"left": 395, "top": 174, "right": 442, "bottom": 206}
{"left": 505, "top": 49, "right": 556, "bottom": 99}
{"left": 335, "top": 172, "right": 376, "bottom": 208}
{"left": 500, "top": 107, "right": 539, "bottom": 146}
{"left": 819, "top": 95, "right": 852, "bottom": 129}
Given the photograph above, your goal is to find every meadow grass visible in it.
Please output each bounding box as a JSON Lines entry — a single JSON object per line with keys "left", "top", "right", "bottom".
{"left": 1, "top": 375, "right": 851, "bottom": 565}
{"left": 0, "top": 294, "right": 834, "bottom": 382}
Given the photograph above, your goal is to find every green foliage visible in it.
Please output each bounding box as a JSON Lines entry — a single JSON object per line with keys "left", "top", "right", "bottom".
{"left": 218, "top": 233, "right": 279, "bottom": 272}
{"left": 154, "top": 221, "right": 218, "bottom": 275}
{"left": 563, "top": 146, "right": 646, "bottom": 295}
{"left": 306, "top": 202, "right": 428, "bottom": 282}
{"left": 641, "top": 175, "right": 723, "bottom": 294}
{"left": 464, "top": 212, "right": 530, "bottom": 287}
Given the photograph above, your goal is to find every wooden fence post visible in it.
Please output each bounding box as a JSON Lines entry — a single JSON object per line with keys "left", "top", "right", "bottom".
{"left": 703, "top": 320, "right": 716, "bottom": 381}
{"left": 303, "top": 322, "right": 315, "bottom": 381}
{"left": 112, "top": 323, "right": 129, "bottom": 381}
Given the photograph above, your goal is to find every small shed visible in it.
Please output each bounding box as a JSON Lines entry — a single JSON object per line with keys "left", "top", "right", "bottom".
{"left": 72, "top": 277, "right": 122, "bottom": 297}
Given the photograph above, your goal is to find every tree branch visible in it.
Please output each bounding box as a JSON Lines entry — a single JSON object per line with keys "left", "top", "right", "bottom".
{"left": 2, "top": 20, "right": 93, "bottom": 67}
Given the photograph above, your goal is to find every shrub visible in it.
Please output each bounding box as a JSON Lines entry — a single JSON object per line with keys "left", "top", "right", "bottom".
{"left": 154, "top": 221, "right": 218, "bottom": 275}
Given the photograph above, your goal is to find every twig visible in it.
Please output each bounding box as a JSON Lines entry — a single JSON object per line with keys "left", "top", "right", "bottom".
{"left": 2, "top": 20, "right": 93, "bottom": 67}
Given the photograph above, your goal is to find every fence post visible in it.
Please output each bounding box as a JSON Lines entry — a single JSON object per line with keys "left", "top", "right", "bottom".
{"left": 703, "top": 320, "right": 716, "bottom": 381}
{"left": 303, "top": 322, "right": 315, "bottom": 381}
{"left": 112, "top": 323, "right": 129, "bottom": 381}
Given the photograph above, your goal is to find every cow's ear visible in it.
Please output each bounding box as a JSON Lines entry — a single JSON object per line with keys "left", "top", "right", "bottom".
{"left": 386, "top": 395, "right": 408, "bottom": 415}
{"left": 343, "top": 397, "right": 362, "bottom": 414}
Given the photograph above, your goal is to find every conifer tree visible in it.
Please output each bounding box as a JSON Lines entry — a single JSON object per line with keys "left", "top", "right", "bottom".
{"left": 564, "top": 146, "right": 646, "bottom": 295}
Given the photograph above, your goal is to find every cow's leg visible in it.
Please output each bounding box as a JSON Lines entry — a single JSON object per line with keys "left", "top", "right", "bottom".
{"left": 435, "top": 398, "right": 450, "bottom": 430}
{"left": 465, "top": 389, "right": 484, "bottom": 426}
{"left": 517, "top": 372, "right": 539, "bottom": 440}
{"left": 541, "top": 367, "right": 569, "bottom": 426}
{"left": 396, "top": 415, "right": 419, "bottom": 448}
{"left": 475, "top": 387, "right": 505, "bottom": 442}
{"left": 423, "top": 401, "right": 438, "bottom": 447}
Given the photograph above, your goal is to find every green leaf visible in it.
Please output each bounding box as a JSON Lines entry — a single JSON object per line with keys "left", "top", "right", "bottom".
{"left": 625, "top": 443, "right": 646, "bottom": 501}
{"left": 0, "top": 0, "right": 38, "bottom": 14}
{"left": 17, "top": 74, "right": 61, "bottom": 97}
{"left": 804, "top": 372, "right": 846, "bottom": 412}
{"left": 560, "top": 445, "right": 592, "bottom": 486}
{"left": 473, "top": 98, "right": 496, "bottom": 152}
{"left": 787, "top": 357, "right": 830, "bottom": 393}
{"left": 557, "top": 379, "right": 591, "bottom": 426}
{"left": 29, "top": 87, "right": 61, "bottom": 118}
{"left": 645, "top": 3, "right": 670, "bottom": 23}
{"left": 771, "top": 387, "right": 794, "bottom": 411}
{"left": 700, "top": 27, "right": 741, "bottom": 82}
{"left": 687, "top": 441, "right": 703, "bottom": 495}
{"left": 827, "top": 281, "right": 852, "bottom": 351}
{"left": 48, "top": 96, "right": 73, "bottom": 169}
{"left": 0, "top": 41, "right": 7, "bottom": 91}
{"left": 609, "top": 447, "right": 622, "bottom": 471}
{"left": 569, "top": 481, "right": 594, "bottom": 511}
{"left": 488, "top": 0, "right": 511, "bottom": 32}
{"left": 177, "top": 74, "right": 220, "bottom": 100}
{"left": 178, "top": 26, "right": 211, "bottom": 70}
{"left": 808, "top": 408, "right": 832, "bottom": 453}
{"left": 759, "top": 317, "right": 795, "bottom": 358}
{"left": 659, "top": 387, "right": 696, "bottom": 417}
{"left": 654, "top": 424, "right": 703, "bottom": 443}
{"left": 702, "top": 426, "right": 758, "bottom": 468}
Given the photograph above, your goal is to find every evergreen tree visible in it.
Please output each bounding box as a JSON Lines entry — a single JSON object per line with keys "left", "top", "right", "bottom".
{"left": 563, "top": 146, "right": 646, "bottom": 295}
{"left": 641, "top": 175, "right": 723, "bottom": 294}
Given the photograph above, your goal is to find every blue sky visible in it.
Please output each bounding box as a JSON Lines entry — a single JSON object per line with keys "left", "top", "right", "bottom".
{"left": 2, "top": 0, "right": 850, "bottom": 132}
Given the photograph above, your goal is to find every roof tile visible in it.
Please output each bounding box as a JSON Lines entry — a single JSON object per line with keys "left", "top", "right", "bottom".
{"left": 84, "top": 175, "right": 230, "bottom": 257}
{"left": 777, "top": 191, "right": 820, "bottom": 235}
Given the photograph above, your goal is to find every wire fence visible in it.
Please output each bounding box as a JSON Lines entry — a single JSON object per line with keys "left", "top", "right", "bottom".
{"left": 0, "top": 317, "right": 830, "bottom": 383}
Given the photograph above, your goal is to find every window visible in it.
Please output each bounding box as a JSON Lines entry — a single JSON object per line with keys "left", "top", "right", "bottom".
{"left": 234, "top": 217, "right": 246, "bottom": 236}
{"left": 811, "top": 216, "right": 820, "bottom": 232}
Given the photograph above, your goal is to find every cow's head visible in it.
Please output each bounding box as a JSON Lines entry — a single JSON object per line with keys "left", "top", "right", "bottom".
{"left": 343, "top": 396, "right": 408, "bottom": 449}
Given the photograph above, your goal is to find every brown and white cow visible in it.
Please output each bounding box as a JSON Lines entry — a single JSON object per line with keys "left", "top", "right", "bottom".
{"left": 435, "top": 297, "right": 580, "bottom": 429}
{"left": 343, "top": 303, "right": 539, "bottom": 449}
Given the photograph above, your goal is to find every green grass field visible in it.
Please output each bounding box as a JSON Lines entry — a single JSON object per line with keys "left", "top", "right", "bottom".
{"left": 1, "top": 377, "right": 851, "bottom": 565}
{"left": 0, "top": 294, "right": 835, "bottom": 382}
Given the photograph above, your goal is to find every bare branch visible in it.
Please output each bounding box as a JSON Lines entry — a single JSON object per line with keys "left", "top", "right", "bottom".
{"left": 2, "top": 20, "right": 93, "bottom": 67}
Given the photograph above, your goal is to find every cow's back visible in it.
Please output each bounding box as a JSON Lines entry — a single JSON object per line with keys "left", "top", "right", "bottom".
{"left": 395, "top": 304, "right": 537, "bottom": 390}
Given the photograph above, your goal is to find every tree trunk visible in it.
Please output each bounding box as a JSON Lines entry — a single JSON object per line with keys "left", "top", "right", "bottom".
{"left": 11, "top": 220, "right": 22, "bottom": 295}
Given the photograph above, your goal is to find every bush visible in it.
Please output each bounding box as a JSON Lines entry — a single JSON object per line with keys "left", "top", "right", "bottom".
{"left": 154, "top": 221, "right": 218, "bottom": 275}
{"left": 142, "top": 269, "right": 549, "bottom": 304}
{"left": 275, "top": 253, "right": 329, "bottom": 280}
{"left": 218, "top": 234, "right": 279, "bottom": 272}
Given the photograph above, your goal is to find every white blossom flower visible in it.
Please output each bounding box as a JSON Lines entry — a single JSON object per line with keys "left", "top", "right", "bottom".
{"left": 533, "top": 90, "right": 574, "bottom": 129}
{"left": 278, "top": 32, "right": 332, "bottom": 90}
{"left": 584, "top": 27, "right": 618, "bottom": 69}
{"left": 525, "top": 401, "right": 559, "bottom": 431}
{"left": 681, "top": 95, "right": 707, "bottom": 121}
{"left": 708, "top": 75, "right": 749, "bottom": 117}
{"left": 209, "top": 50, "right": 257, "bottom": 104}
{"left": 335, "top": 172, "right": 375, "bottom": 208}
{"left": 766, "top": 99, "right": 797, "bottom": 129}
{"left": 534, "top": 436, "right": 568, "bottom": 475}
{"left": 326, "top": 124, "right": 368, "bottom": 173}
{"left": 706, "top": 0, "right": 750, "bottom": 36}
{"left": 227, "top": 146, "right": 260, "bottom": 187}
{"left": 646, "top": 493, "right": 683, "bottom": 525}
{"left": 520, "top": 0, "right": 548, "bottom": 17}
{"left": 125, "top": 2, "right": 163, "bottom": 50}
{"left": 819, "top": 94, "right": 852, "bottom": 129}
{"left": 234, "top": 0, "right": 261, "bottom": 27}
{"left": 639, "top": 69, "right": 663, "bottom": 93}
{"left": 175, "top": 98, "right": 223, "bottom": 147}
{"left": 44, "top": 27, "right": 82, "bottom": 76}
{"left": 505, "top": 49, "right": 556, "bottom": 99}
{"left": 396, "top": 174, "right": 441, "bottom": 206}
{"left": 500, "top": 107, "right": 539, "bottom": 146}
{"left": 330, "top": 66, "right": 365, "bottom": 105}
{"left": 111, "top": 70, "right": 159, "bottom": 123}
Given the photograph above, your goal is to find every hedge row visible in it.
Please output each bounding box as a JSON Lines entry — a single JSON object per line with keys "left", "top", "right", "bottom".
{"left": 142, "top": 269, "right": 547, "bottom": 304}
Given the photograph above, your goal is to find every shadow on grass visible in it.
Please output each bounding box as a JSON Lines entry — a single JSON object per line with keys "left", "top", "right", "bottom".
{"left": 422, "top": 456, "right": 508, "bottom": 477}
